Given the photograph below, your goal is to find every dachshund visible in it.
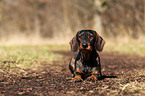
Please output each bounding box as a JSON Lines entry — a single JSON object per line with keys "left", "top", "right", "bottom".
{"left": 69, "top": 30, "right": 105, "bottom": 82}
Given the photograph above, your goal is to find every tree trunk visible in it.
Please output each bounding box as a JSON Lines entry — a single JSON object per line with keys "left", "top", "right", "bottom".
{"left": 93, "top": 0, "right": 103, "bottom": 34}
{"left": 0, "top": 0, "right": 2, "bottom": 25}
{"left": 0, "top": 0, "right": 3, "bottom": 37}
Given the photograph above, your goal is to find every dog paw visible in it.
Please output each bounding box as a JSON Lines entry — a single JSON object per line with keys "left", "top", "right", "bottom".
{"left": 87, "top": 75, "right": 97, "bottom": 81}
{"left": 73, "top": 75, "right": 83, "bottom": 82}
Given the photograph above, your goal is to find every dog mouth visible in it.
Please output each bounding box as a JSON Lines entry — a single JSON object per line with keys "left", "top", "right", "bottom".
{"left": 79, "top": 48, "right": 92, "bottom": 52}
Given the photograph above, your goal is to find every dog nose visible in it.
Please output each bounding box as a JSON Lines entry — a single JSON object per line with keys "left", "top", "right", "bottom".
{"left": 82, "top": 43, "right": 88, "bottom": 48}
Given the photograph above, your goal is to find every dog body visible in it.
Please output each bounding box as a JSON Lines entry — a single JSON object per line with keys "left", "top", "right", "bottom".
{"left": 69, "top": 30, "right": 105, "bottom": 81}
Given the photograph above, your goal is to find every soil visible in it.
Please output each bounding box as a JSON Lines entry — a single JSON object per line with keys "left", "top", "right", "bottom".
{"left": 0, "top": 51, "right": 145, "bottom": 96}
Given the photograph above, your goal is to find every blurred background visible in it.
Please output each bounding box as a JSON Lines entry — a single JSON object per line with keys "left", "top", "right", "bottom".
{"left": 0, "top": 0, "right": 144, "bottom": 45}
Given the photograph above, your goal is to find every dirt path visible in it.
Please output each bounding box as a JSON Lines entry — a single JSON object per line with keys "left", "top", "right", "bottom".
{"left": 0, "top": 51, "right": 145, "bottom": 96}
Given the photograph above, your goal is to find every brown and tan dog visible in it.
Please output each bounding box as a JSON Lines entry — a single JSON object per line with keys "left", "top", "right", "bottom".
{"left": 69, "top": 30, "right": 105, "bottom": 82}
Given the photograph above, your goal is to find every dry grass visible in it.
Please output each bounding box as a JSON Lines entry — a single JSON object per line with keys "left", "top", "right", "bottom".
{"left": 0, "top": 33, "right": 73, "bottom": 45}
{"left": 118, "top": 69, "right": 145, "bottom": 95}
{"left": 104, "top": 36, "right": 145, "bottom": 56}
{"left": 1, "top": 34, "right": 145, "bottom": 56}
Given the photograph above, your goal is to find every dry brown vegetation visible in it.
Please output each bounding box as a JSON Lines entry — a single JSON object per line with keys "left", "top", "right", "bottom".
{"left": 103, "top": 0, "right": 144, "bottom": 39}
{"left": 0, "top": 0, "right": 144, "bottom": 44}
{"left": 0, "top": 1, "right": 145, "bottom": 95}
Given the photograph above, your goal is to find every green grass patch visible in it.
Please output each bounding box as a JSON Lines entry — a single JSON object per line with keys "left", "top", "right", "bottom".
{"left": 104, "top": 43, "right": 145, "bottom": 56}
{"left": 0, "top": 44, "right": 70, "bottom": 73}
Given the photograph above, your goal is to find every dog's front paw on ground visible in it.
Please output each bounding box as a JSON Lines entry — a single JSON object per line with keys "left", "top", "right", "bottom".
{"left": 87, "top": 75, "right": 97, "bottom": 81}
{"left": 72, "top": 75, "right": 83, "bottom": 82}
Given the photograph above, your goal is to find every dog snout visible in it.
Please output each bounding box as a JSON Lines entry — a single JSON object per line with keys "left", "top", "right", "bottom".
{"left": 82, "top": 43, "right": 88, "bottom": 48}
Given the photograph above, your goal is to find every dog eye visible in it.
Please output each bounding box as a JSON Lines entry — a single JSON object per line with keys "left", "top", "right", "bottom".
{"left": 78, "top": 34, "right": 83, "bottom": 37}
{"left": 88, "top": 34, "right": 94, "bottom": 38}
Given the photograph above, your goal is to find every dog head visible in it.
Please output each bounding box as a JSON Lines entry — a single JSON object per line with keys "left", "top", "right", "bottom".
{"left": 69, "top": 30, "right": 105, "bottom": 52}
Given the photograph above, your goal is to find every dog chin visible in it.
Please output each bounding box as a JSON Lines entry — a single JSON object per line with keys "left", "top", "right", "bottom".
{"left": 80, "top": 49, "right": 92, "bottom": 52}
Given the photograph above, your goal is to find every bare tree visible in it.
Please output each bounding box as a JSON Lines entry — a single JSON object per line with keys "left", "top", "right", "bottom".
{"left": 0, "top": 0, "right": 3, "bottom": 25}
{"left": 93, "top": 0, "right": 103, "bottom": 34}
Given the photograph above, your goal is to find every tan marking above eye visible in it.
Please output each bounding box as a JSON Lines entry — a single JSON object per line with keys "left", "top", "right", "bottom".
{"left": 88, "top": 33, "right": 94, "bottom": 36}
{"left": 78, "top": 33, "right": 84, "bottom": 37}
{"left": 88, "top": 34, "right": 94, "bottom": 39}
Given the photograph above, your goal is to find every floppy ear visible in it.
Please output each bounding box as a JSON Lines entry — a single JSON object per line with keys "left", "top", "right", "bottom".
{"left": 69, "top": 36, "right": 78, "bottom": 52}
{"left": 95, "top": 33, "right": 105, "bottom": 52}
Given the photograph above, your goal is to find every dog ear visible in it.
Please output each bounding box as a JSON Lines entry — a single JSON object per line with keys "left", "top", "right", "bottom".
{"left": 69, "top": 36, "right": 78, "bottom": 52}
{"left": 95, "top": 33, "right": 105, "bottom": 52}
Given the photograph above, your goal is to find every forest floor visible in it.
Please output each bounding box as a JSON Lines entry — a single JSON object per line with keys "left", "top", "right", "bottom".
{"left": 0, "top": 45, "right": 145, "bottom": 96}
